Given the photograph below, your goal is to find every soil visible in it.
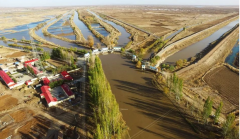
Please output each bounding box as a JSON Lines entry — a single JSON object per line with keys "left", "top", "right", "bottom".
{"left": 100, "top": 54, "right": 201, "bottom": 139}
{"left": 204, "top": 66, "right": 239, "bottom": 106}
{"left": 0, "top": 95, "right": 18, "bottom": 112}
{"left": 5, "top": 51, "right": 28, "bottom": 58}
{"left": 95, "top": 5, "right": 238, "bottom": 36}
{"left": 18, "top": 115, "right": 51, "bottom": 138}
{"left": 47, "top": 59, "right": 67, "bottom": 67}
{"left": 9, "top": 109, "right": 35, "bottom": 123}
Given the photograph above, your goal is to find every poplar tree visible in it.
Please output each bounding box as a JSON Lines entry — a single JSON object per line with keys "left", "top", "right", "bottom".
{"left": 202, "top": 97, "right": 213, "bottom": 124}
{"left": 222, "top": 113, "right": 236, "bottom": 137}
{"left": 214, "top": 101, "right": 223, "bottom": 124}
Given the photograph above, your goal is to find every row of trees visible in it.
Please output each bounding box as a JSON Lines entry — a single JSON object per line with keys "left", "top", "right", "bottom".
{"left": 88, "top": 56, "right": 129, "bottom": 138}
{"left": 166, "top": 73, "right": 183, "bottom": 101}
{"left": 8, "top": 43, "right": 43, "bottom": 52}
{"left": 49, "top": 79, "right": 64, "bottom": 88}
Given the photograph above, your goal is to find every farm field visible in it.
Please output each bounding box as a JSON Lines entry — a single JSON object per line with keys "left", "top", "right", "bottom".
{"left": 204, "top": 66, "right": 239, "bottom": 106}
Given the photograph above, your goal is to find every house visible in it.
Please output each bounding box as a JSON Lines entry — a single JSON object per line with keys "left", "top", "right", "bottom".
{"left": 84, "top": 53, "right": 90, "bottom": 58}
{"left": 0, "top": 70, "right": 16, "bottom": 89}
{"left": 60, "top": 71, "right": 73, "bottom": 81}
{"left": 24, "top": 59, "right": 38, "bottom": 66}
{"left": 113, "top": 47, "right": 121, "bottom": 52}
{"left": 40, "top": 86, "right": 58, "bottom": 107}
{"left": 101, "top": 48, "right": 108, "bottom": 53}
{"left": 61, "top": 84, "right": 75, "bottom": 99}
{"left": 92, "top": 49, "right": 100, "bottom": 55}
{"left": 42, "top": 77, "right": 50, "bottom": 85}
{"left": 0, "top": 65, "right": 8, "bottom": 72}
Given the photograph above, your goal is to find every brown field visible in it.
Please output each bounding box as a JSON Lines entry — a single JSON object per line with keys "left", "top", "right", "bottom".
{"left": 204, "top": 66, "right": 239, "bottom": 106}
{"left": 47, "top": 58, "right": 67, "bottom": 67}
{"left": 9, "top": 109, "right": 35, "bottom": 123}
{"left": 5, "top": 51, "right": 28, "bottom": 58}
{"left": 18, "top": 115, "right": 51, "bottom": 138}
{"left": 94, "top": 5, "right": 238, "bottom": 36}
{"left": 0, "top": 95, "right": 18, "bottom": 111}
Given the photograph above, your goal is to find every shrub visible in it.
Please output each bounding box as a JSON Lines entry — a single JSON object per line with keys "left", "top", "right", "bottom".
{"left": 176, "top": 59, "right": 183, "bottom": 67}
{"left": 169, "top": 65, "right": 175, "bottom": 71}
{"left": 136, "top": 61, "right": 142, "bottom": 68}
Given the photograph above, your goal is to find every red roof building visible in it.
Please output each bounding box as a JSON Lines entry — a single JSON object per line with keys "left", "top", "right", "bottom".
{"left": 24, "top": 63, "right": 42, "bottom": 75}
{"left": 24, "top": 59, "right": 38, "bottom": 64}
{"left": 0, "top": 70, "right": 16, "bottom": 88}
{"left": 61, "top": 84, "right": 74, "bottom": 97}
{"left": 40, "top": 86, "right": 57, "bottom": 107}
{"left": 43, "top": 77, "right": 50, "bottom": 85}
{"left": 60, "top": 71, "right": 73, "bottom": 81}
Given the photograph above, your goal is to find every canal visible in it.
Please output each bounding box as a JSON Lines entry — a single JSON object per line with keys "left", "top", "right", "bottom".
{"left": 163, "top": 20, "right": 239, "bottom": 65}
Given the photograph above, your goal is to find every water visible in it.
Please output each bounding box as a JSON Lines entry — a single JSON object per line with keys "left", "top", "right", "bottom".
{"left": 91, "top": 23, "right": 109, "bottom": 37}
{"left": 88, "top": 11, "right": 131, "bottom": 47}
{"left": 225, "top": 39, "right": 239, "bottom": 68}
{"left": 35, "top": 18, "right": 85, "bottom": 49}
{"left": 48, "top": 14, "right": 75, "bottom": 40}
{"left": 164, "top": 20, "right": 239, "bottom": 65}
{"left": 73, "top": 11, "right": 104, "bottom": 47}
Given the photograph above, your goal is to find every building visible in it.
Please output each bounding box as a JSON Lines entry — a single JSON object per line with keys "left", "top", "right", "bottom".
{"left": 24, "top": 59, "right": 38, "bottom": 65}
{"left": 40, "top": 84, "right": 75, "bottom": 107}
{"left": 42, "top": 77, "right": 50, "bottom": 85}
{"left": 40, "top": 86, "right": 58, "bottom": 107}
{"left": 0, "top": 70, "right": 16, "bottom": 89}
{"left": 24, "top": 59, "right": 43, "bottom": 76}
{"left": 61, "top": 84, "right": 75, "bottom": 99}
{"left": 0, "top": 65, "right": 9, "bottom": 72}
{"left": 60, "top": 71, "right": 73, "bottom": 81}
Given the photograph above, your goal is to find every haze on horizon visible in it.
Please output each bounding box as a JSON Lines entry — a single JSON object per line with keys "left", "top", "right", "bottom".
{"left": 0, "top": 0, "right": 238, "bottom": 7}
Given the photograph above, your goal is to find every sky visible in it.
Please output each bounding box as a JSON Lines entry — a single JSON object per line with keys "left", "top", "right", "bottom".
{"left": 0, "top": 0, "right": 238, "bottom": 7}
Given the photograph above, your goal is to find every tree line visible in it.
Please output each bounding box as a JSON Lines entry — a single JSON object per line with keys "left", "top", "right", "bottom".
{"left": 88, "top": 56, "right": 129, "bottom": 138}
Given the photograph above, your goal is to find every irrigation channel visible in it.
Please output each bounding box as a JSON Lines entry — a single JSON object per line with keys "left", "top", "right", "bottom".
{"left": 163, "top": 20, "right": 239, "bottom": 65}
{"left": 225, "top": 39, "right": 239, "bottom": 68}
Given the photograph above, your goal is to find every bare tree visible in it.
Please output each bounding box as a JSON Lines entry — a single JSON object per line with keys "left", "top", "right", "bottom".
{"left": 96, "top": 43, "right": 101, "bottom": 49}
{"left": 88, "top": 35, "right": 94, "bottom": 48}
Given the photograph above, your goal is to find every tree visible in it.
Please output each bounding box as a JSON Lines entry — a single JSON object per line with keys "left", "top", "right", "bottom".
{"left": 136, "top": 61, "right": 142, "bottom": 68}
{"left": 169, "top": 65, "right": 175, "bottom": 71}
{"left": 214, "top": 101, "right": 223, "bottom": 124}
{"left": 96, "top": 43, "right": 101, "bottom": 49}
{"left": 121, "top": 48, "right": 125, "bottom": 53}
{"left": 183, "top": 59, "right": 187, "bottom": 63}
{"left": 88, "top": 35, "right": 94, "bottom": 48}
{"left": 1, "top": 36, "right": 6, "bottom": 40}
{"left": 222, "top": 113, "right": 236, "bottom": 137}
{"left": 176, "top": 59, "right": 183, "bottom": 67}
{"left": 202, "top": 97, "right": 213, "bottom": 124}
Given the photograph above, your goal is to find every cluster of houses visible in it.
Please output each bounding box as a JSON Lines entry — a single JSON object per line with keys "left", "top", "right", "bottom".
{"left": 40, "top": 71, "right": 75, "bottom": 107}
{"left": 0, "top": 58, "right": 42, "bottom": 89}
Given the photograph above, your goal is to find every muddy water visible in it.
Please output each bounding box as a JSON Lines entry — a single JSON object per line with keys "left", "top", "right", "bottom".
{"left": 225, "top": 39, "right": 239, "bottom": 68}
{"left": 100, "top": 54, "right": 199, "bottom": 139}
{"left": 164, "top": 20, "right": 239, "bottom": 65}
{"left": 73, "top": 11, "right": 104, "bottom": 47}
{"left": 89, "top": 11, "right": 131, "bottom": 47}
